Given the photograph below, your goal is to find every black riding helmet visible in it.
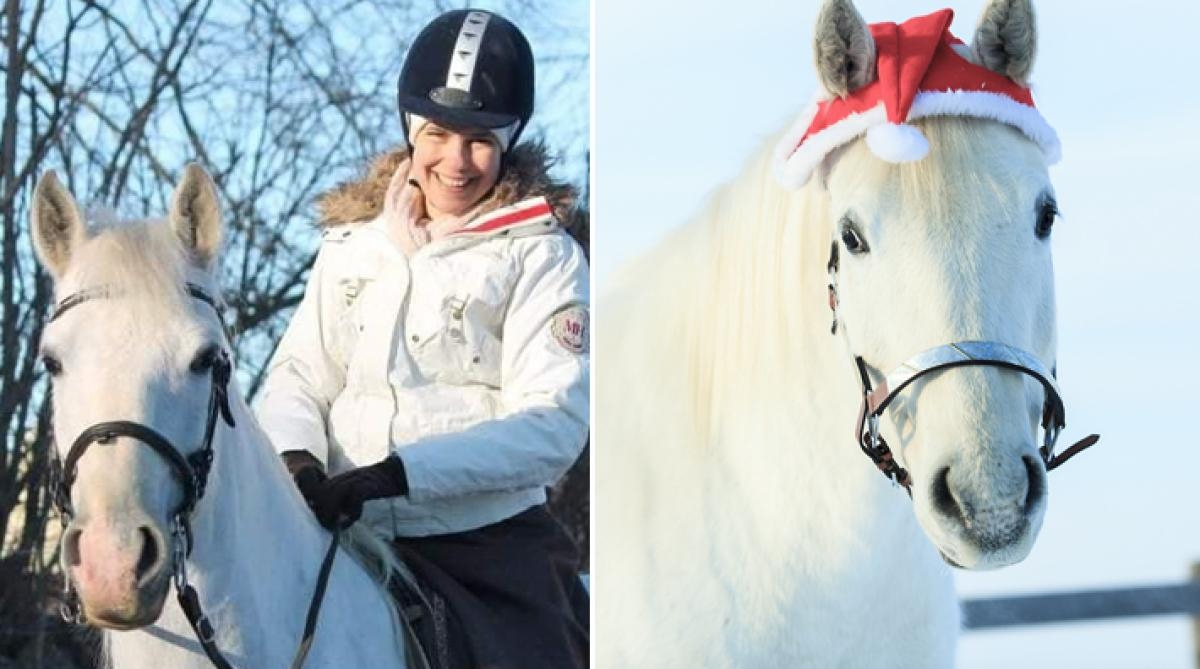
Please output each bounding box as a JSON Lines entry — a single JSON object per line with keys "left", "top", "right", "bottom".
{"left": 398, "top": 10, "right": 535, "bottom": 149}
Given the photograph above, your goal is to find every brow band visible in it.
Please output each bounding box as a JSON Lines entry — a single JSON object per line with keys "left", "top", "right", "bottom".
{"left": 49, "top": 287, "right": 111, "bottom": 322}
{"left": 50, "top": 283, "right": 223, "bottom": 323}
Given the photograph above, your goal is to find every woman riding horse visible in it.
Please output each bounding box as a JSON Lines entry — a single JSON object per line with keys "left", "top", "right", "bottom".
{"left": 256, "top": 10, "right": 589, "bottom": 668}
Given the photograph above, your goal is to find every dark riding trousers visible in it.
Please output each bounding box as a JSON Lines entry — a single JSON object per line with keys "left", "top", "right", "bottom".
{"left": 392, "top": 505, "right": 589, "bottom": 669}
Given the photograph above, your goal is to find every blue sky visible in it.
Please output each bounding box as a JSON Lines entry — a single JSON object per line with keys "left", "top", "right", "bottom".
{"left": 594, "top": 1, "right": 1200, "bottom": 666}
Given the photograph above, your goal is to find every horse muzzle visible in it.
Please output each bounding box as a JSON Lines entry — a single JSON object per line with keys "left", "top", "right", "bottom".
{"left": 923, "top": 451, "right": 1047, "bottom": 570}
{"left": 63, "top": 518, "right": 172, "bottom": 628}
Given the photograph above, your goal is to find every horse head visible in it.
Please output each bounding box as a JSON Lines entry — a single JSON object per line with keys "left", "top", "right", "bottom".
{"left": 33, "top": 165, "right": 228, "bottom": 628}
{"left": 803, "top": 0, "right": 1067, "bottom": 569}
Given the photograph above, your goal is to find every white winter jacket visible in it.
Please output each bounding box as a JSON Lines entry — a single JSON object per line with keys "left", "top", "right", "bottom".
{"left": 256, "top": 194, "right": 590, "bottom": 537}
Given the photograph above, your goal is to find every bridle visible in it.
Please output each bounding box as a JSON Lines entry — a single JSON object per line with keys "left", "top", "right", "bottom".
{"left": 826, "top": 243, "right": 1099, "bottom": 495}
{"left": 51, "top": 284, "right": 234, "bottom": 555}
{"left": 47, "top": 282, "right": 338, "bottom": 669}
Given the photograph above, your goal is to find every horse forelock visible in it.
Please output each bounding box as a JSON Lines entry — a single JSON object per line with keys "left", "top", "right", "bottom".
{"left": 830, "top": 116, "right": 1050, "bottom": 340}
{"left": 858, "top": 117, "right": 1041, "bottom": 226}
{"left": 58, "top": 217, "right": 200, "bottom": 346}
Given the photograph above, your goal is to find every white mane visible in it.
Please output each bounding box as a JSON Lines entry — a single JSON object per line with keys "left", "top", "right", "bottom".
{"left": 609, "top": 146, "right": 812, "bottom": 426}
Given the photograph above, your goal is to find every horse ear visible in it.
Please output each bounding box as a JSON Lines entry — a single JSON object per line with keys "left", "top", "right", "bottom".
{"left": 31, "top": 171, "right": 86, "bottom": 281}
{"left": 170, "top": 163, "right": 223, "bottom": 269}
{"left": 971, "top": 0, "right": 1037, "bottom": 85}
{"left": 813, "top": 0, "right": 876, "bottom": 98}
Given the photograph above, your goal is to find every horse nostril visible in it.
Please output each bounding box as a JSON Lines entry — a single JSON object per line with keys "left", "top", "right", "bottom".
{"left": 63, "top": 528, "right": 83, "bottom": 568}
{"left": 1022, "top": 455, "right": 1044, "bottom": 512}
{"left": 135, "top": 527, "right": 161, "bottom": 584}
{"left": 931, "top": 466, "right": 962, "bottom": 521}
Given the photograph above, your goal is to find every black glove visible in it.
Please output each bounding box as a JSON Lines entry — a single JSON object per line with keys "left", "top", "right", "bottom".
{"left": 281, "top": 450, "right": 327, "bottom": 508}
{"left": 309, "top": 455, "right": 409, "bottom": 530}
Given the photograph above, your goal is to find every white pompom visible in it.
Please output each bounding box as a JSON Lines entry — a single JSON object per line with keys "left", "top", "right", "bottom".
{"left": 866, "top": 123, "right": 929, "bottom": 163}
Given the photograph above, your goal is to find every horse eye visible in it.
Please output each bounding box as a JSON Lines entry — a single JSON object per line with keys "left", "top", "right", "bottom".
{"left": 41, "top": 354, "right": 63, "bottom": 377}
{"left": 189, "top": 345, "right": 220, "bottom": 374}
{"left": 840, "top": 222, "right": 869, "bottom": 255}
{"left": 1036, "top": 199, "right": 1058, "bottom": 240}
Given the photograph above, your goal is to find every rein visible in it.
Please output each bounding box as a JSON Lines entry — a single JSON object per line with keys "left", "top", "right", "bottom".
{"left": 825, "top": 243, "right": 1099, "bottom": 494}
{"left": 48, "top": 283, "right": 338, "bottom": 669}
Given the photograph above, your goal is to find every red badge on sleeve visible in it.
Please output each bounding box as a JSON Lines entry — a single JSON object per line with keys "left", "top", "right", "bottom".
{"left": 551, "top": 305, "right": 588, "bottom": 354}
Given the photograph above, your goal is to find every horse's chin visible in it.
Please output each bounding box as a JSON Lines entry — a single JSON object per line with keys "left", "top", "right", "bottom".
{"left": 935, "top": 543, "right": 1029, "bottom": 571}
{"left": 923, "top": 513, "right": 1041, "bottom": 570}
{"left": 911, "top": 459, "right": 1049, "bottom": 570}
{"left": 80, "top": 574, "right": 171, "bottom": 630}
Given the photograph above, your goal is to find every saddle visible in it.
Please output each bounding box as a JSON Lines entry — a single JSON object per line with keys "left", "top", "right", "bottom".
{"left": 388, "top": 556, "right": 471, "bottom": 669}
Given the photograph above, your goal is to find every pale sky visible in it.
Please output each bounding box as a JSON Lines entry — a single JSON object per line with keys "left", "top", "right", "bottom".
{"left": 594, "top": 1, "right": 1200, "bottom": 666}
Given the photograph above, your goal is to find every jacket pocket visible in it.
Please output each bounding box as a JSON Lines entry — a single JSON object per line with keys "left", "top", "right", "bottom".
{"left": 330, "top": 275, "right": 366, "bottom": 368}
{"left": 408, "top": 257, "right": 511, "bottom": 387}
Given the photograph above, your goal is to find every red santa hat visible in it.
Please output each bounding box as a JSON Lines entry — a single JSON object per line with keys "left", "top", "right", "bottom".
{"left": 774, "top": 8, "right": 1060, "bottom": 188}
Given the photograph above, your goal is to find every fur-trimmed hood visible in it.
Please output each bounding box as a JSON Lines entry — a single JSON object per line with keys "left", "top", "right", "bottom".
{"left": 316, "top": 142, "right": 588, "bottom": 253}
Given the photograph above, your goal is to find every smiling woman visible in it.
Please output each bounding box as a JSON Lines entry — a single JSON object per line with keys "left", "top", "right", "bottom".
{"left": 254, "top": 8, "right": 590, "bottom": 669}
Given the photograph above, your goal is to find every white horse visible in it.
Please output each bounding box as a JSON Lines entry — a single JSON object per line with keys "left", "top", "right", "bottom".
{"left": 32, "top": 166, "right": 410, "bottom": 668}
{"left": 595, "top": 0, "right": 1087, "bottom": 666}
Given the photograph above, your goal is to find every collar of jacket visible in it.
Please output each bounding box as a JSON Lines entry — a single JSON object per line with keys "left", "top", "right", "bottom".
{"left": 350, "top": 195, "right": 557, "bottom": 262}
{"left": 316, "top": 142, "right": 577, "bottom": 229}
{"left": 453, "top": 196, "right": 555, "bottom": 237}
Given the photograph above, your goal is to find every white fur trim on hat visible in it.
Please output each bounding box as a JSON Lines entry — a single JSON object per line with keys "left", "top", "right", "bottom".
{"left": 907, "top": 90, "right": 1061, "bottom": 164}
{"left": 772, "top": 90, "right": 1061, "bottom": 189}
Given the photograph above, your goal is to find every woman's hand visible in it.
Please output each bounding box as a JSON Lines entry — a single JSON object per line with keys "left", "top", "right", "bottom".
{"left": 307, "top": 455, "right": 410, "bottom": 529}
